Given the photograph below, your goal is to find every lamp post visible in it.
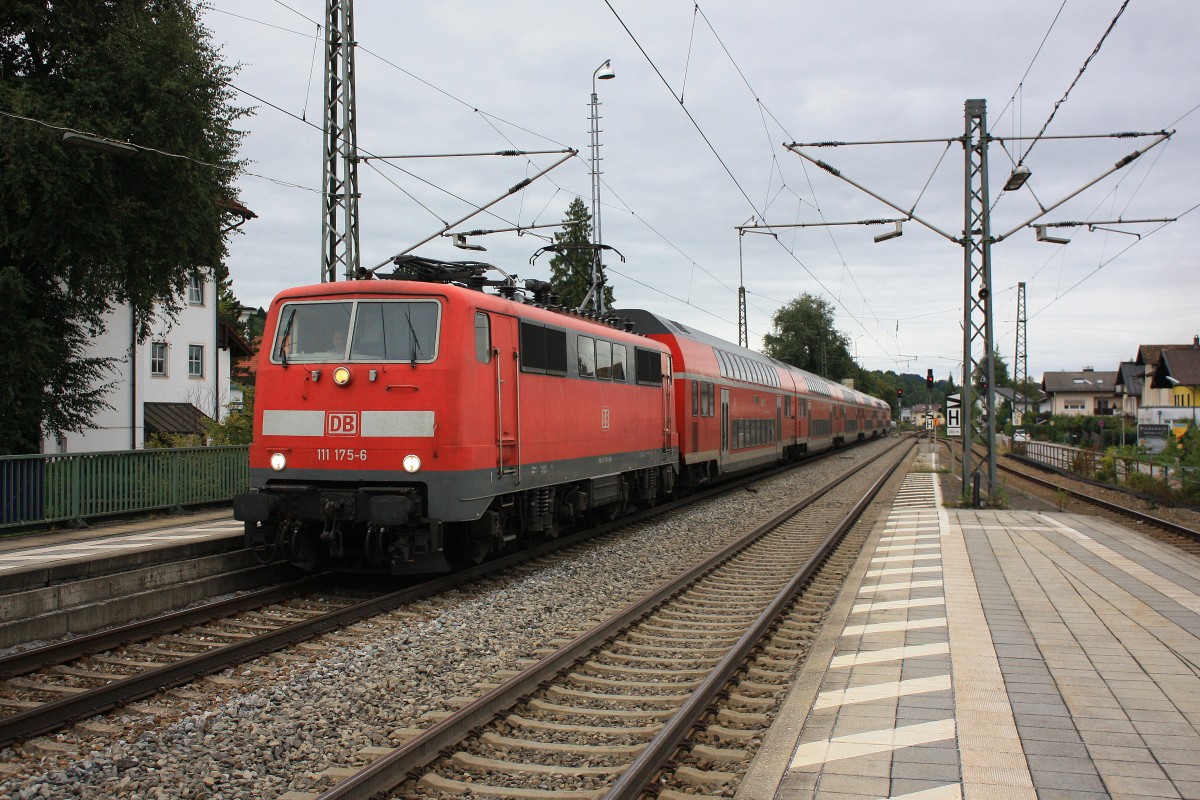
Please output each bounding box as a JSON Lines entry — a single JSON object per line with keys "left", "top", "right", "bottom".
{"left": 586, "top": 59, "right": 615, "bottom": 314}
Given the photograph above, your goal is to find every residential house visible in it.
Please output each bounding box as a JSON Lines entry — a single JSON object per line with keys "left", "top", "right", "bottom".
{"left": 994, "top": 386, "right": 1040, "bottom": 424}
{"left": 42, "top": 274, "right": 253, "bottom": 453}
{"left": 1149, "top": 339, "right": 1200, "bottom": 430}
{"left": 1040, "top": 368, "right": 1119, "bottom": 417}
{"left": 1114, "top": 361, "right": 1145, "bottom": 418}
{"left": 1132, "top": 342, "right": 1200, "bottom": 408}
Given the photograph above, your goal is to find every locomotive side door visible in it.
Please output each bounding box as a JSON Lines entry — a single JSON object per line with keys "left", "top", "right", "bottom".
{"left": 661, "top": 353, "right": 673, "bottom": 453}
{"left": 489, "top": 313, "right": 520, "bottom": 479}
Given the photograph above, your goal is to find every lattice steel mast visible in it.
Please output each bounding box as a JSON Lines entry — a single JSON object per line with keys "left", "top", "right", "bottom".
{"left": 961, "top": 99, "right": 997, "bottom": 503}
{"left": 322, "top": 0, "right": 360, "bottom": 281}
{"left": 1013, "top": 281, "right": 1028, "bottom": 426}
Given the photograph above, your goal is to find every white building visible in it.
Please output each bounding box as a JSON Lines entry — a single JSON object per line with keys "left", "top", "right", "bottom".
{"left": 43, "top": 274, "right": 252, "bottom": 453}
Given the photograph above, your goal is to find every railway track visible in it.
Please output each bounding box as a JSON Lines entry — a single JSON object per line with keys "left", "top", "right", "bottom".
{"left": 0, "top": 440, "right": 899, "bottom": 753}
{"left": 936, "top": 437, "right": 1200, "bottom": 547}
{"left": 304, "top": 438, "right": 913, "bottom": 799}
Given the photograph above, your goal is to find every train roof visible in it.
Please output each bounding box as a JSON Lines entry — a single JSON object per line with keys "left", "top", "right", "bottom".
{"left": 622, "top": 308, "right": 888, "bottom": 409}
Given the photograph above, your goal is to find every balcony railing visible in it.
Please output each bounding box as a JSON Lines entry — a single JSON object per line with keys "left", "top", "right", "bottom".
{"left": 1, "top": 446, "right": 248, "bottom": 530}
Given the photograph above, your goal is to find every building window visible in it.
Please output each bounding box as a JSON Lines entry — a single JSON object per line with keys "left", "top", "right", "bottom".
{"left": 188, "top": 274, "right": 204, "bottom": 305}
{"left": 188, "top": 344, "right": 204, "bottom": 377}
{"left": 151, "top": 342, "right": 168, "bottom": 376}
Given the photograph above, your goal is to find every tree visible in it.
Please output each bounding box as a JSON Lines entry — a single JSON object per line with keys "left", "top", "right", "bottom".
{"left": 0, "top": 0, "right": 245, "bottom": 454}
{"left": 547, "top": 197, "right": 615, "bottom": 310}
{"left": 761, "top": 293, "right": 853, "bottom": 380}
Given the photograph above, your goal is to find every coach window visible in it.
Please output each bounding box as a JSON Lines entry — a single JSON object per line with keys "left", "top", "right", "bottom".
{"left": 692, "top": 382, "right": 699, "bottom": 416}
{"left": 596, "top": 340, "right": 613, "bottom": 379}
{"left": 578, "top": 335, "right": 596, "bottom": 378}
{"left": 611, "top": 344, "right": 627, "bottom": 380}
{"left": 474, "top": 312, "right": 491, "bottom": 363}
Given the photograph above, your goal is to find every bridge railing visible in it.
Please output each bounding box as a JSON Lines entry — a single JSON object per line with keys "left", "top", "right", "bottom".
{"left": 1, "top": 446, "right": 248, "bottom": 530}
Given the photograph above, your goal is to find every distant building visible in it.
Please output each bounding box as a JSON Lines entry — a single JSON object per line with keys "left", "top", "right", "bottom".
{"left": 41, "top": 274, "right": 253, "bottom": 453}
{"left": 1040, "top": 368, "right": 1119, "bottom": 417}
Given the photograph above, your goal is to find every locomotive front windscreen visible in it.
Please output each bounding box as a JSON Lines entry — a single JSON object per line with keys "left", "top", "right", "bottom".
{"left": 272, "top": 300, "right": 440, "bottom": 363}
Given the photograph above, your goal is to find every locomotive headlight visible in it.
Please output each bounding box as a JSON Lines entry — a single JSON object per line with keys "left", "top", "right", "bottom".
{"left": 332, "top": 366, "right": 352, "bottom": 386}
{"left": 270, "top": 452, "right": 287, "bottom": 471}
{"left": 402, "top": 454, "right": 421, "bottom": 473}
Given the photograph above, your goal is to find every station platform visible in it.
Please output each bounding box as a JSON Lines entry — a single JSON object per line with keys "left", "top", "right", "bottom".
{"left": 0, "top": 511, "right": 242, "bottom": 592}
{"left": 740, "top": 466, "right": 1200, "bottom": 799}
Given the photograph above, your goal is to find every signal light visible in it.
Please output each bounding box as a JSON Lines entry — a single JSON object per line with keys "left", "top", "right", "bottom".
{"left": 897, "top": 388, "right": 903, "bottom": 399}
{"left": 926, "top": 369, "right": 934, "bottom": 388}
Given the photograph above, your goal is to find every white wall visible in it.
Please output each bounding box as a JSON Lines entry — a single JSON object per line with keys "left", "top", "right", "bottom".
{"left": 43, "top": 277, "right": 229, "bottom": 453}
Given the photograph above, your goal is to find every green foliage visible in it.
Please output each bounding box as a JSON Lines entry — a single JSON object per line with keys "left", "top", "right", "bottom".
{"left": 0, "top": 0, "right": 246, "bottom": 454}
{"left": 762, "top": 294, "right": 853, "bottom": 380}
{"left": 548, "top": 197, "right": 614, "bottom": 311}
{"left": 204, "top": 384, "right": 254, "bottom": 445}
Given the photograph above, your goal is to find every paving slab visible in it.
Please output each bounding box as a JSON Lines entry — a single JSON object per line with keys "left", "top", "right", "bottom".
{"left": 739, "top": 444, "right": 1200, "bottom": 800}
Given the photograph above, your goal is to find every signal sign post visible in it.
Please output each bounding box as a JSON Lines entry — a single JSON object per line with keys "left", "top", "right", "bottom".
{"left": 946, "top": 394, "right": 962, "bottom": 437}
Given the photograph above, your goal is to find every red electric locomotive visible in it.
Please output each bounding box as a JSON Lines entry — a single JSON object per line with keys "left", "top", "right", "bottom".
{"left": 235, "top": 258, "right": 678, "bottom": 574}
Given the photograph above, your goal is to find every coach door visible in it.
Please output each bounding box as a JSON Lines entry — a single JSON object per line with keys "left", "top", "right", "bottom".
{"left": 720, "top": 388, "right": 730, "bottom": 463}
{"left": 776, "top": 396, "right": 784, "bottom": 459}
{"left": 490, "top": 313, "right": 521, "bottom": 479}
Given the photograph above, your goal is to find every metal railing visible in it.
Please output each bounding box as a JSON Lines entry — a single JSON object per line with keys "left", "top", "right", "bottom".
{"left": 1, "top": 446, "right": 248, "bottom": 530}
{"left": 1020, "top": 440, "right": 1198, "bottom": 496}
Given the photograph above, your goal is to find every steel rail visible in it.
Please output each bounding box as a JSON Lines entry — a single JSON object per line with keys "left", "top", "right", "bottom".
{"left": 938, "top": 437, "right": 1200, "bottom": 542}
{"left": 605, "top": 440, "right": 911, "bottom": 798}
{"left": 314, "top": 437, "right": 912, "bottom": 800}
{"left": 1000, "top": 456, "right": 1200, "bottom": 542}
{"left": 0, "top": 578, "right": 322, "bottom": 680}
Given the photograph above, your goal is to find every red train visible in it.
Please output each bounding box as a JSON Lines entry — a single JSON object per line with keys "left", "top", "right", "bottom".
{"left": 234, "top": 257, "right": 890, "bottom": 574}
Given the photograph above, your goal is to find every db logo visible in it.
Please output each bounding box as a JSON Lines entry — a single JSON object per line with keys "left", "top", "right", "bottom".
{"left": 601, "top": 407, "right": 611, "bottom": 431}
{"left": 326, "top": 412, "right": 359, "bottom": 436}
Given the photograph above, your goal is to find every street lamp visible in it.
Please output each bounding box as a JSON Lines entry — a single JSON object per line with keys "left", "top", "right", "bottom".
{"left": 62, "top": 132, "right": 138, "bottom": 157}
{"left": 1003, "top": 164, "right": 1031, "bottom": 191}
{"left": 587, "top": 59, "right": 615, "bottom": 314}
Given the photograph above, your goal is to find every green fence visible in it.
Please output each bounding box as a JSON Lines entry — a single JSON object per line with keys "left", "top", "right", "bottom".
{"left": 1, "top": 446, "right": 249, "bottom": 530}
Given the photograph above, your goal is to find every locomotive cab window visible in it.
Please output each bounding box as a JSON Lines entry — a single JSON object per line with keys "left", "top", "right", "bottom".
{"left": 351, "top": 301, "right": 439, "bottom": 362}
{"left": 271, "top": 300, "right": 440, "bottom": 364}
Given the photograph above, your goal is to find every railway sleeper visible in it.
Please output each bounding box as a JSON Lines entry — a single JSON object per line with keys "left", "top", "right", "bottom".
{"left": 480, "top": 731, "right": 646, "bottom": 756}
{"left": 690, "top": 742, "right": 751, "bottom": 763}
{"left": 418, "top": 772, "right": 604, "bottom": 800}
{"left": 449, "top": 751, "right": 625, "bottom": 776}
{"left": 547, "top": 685, "right": 689, "bottom": 706}
{"left": 567, "top": 672, "right": 702, "bottom": 691}
{"left": 595, "top": 649, "right": 721, "bottom": 667}
{"left": 581, "top": 661, "right": 709, "bottom": 679}
{"left": 505, "top": 713, "right": 662, "bottom": 738}
{"left": 527, "top": 698, "right": 677, "bottom": 720}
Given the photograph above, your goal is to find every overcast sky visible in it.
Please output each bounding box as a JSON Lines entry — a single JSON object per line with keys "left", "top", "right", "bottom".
{"left": 202, "top": 1, "right": 1199, "bottom": 383}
